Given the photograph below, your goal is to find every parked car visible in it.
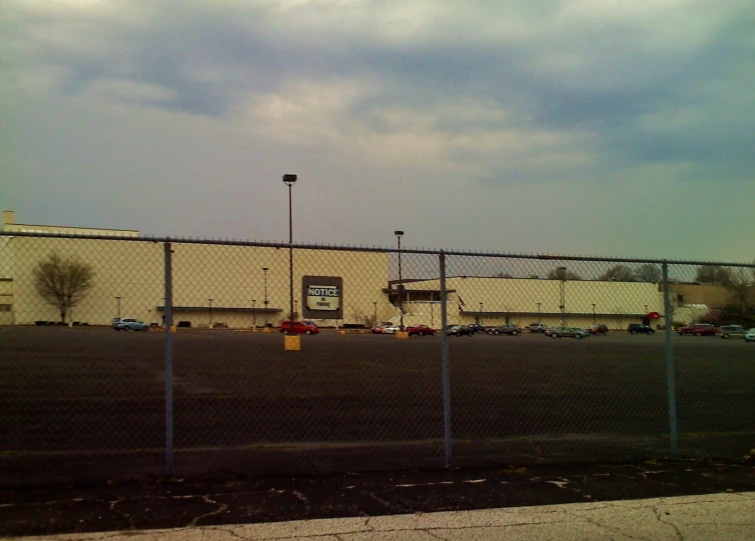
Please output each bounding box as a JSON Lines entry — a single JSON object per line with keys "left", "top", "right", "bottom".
{"left": 279, "top": 320, "right": 319, "bottom": 335}
{"left": 113, "top": 318, "right": 149, "bottom": 331}
{"left": 745, "top": 328, "right": 755, "bottom": 343}
{"left": 382, "top": 324, "right": 400, "bottom": 334}
{"left": 586, "top": 324, "right": 609, "bottom": 335}
{"left": 717, "top": 325, "right": 746, "bottom": 339}
{"left": 372, "top": 322, "right": 395, "bottom": 334}
{"left": 447, "top": 325, "right": 473, "bottom": 337}
{"left": 487, "top": 324, "right": 521, "bottom": 336}
{"left": 548, "top": 326, "right": 585, "bottom": 339}
{"left": 572, "top": 327, "right": 590, "bottom": 339}
{"left": 628, "top": 324, "right": 655, "bottom": 335}
{"left": 467, "top": 324, "right": 486, "bottom": 334}
{"left": 406, "top": 324, "right": 436, "bottom": 336}
{"left": 528, "top": 323, "right": 549, "bottom": 333}
{"left": 677, "top": 323, "right": 718, "bottom": 336}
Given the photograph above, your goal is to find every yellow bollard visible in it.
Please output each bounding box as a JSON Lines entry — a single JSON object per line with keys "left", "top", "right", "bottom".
{"left": 171, "top": 325, "right": 177, "bottom": 333}
{"left": 396, "top": 331, "right": 409, "bottom": 339}
{"left": 284, "top": 335, "right": 301, "bottom": 351}
{"left": 263, "top": 327, "right": 270, "bottom": 333}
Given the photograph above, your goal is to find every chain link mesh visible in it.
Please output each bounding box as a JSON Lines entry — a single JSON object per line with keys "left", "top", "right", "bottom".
{"left": 0, "top": 233, "right": 753, "bottom": 484}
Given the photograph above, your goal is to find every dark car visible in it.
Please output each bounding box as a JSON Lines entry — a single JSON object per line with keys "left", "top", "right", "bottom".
{"left": 628, "top": 323, "right": 655, "bottom": 335}
{"left": 528, "top": 323, "right": 549, "bottom": 333}
{"left": 406, "top": 324, "right": 436, "bottom": 336}
{"left": 467, "top": 324, "right": 486, "bottom": 334}
{"left": 677, "top": 323, "right": 718, "bottom": 336}
{"left": 587, "top": 324, "right": 609, "bottom": 335}
{"left": 487, "top": 324, "right": 521, "bottom": 336}
{"left": 279, "top": 320, "right": 319, "bottom": 335}
{"left": 447, "top": 325, "right": 473, "bottom": 336}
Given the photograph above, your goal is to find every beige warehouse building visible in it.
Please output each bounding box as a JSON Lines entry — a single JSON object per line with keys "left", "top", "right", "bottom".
{"left": 1, "top": 211, "right": 740, "bottom": 330}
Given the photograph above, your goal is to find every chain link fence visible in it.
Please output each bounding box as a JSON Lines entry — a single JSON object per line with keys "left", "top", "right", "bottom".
{"left": 1, "top": 232, "right": 753, "bottom": 485}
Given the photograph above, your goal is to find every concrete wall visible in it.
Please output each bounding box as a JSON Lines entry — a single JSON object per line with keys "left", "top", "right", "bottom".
{"left": 5, "top": 237, "right": 390, "bottom": 328}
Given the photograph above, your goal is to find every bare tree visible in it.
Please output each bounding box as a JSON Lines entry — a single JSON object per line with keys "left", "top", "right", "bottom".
{"left": 600, "top": 264, "right": 637, "bottom": 282}
{"left": 636, "top": 264, "right": 662, "bottom": 283}
{"left": 722, "top": 267, "right": 753, "bottom": 317}
{"left": 547, "top": 267, "right": 581, "bottom": 280}
{"left": 33, "top": 253, "right": 95, "bottom": 323}
{"left": 695, "top": 265, "right": 730, "bottom": 285}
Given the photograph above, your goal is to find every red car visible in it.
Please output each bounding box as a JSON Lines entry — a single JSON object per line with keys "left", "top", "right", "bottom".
{"left": 677, "top": 323, "right": 718, "bottom": 336}
{"left": 587, "top": 324, "right": 609, "bottom": 335}
{"left": 406, "top": 324, "right": 436, "bottom": 336}
{"left": 279, "top": 320, "right": 319, "bottom": 335}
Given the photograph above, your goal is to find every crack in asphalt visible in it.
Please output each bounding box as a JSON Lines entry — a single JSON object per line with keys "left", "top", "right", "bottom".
{"left": 562, "top": 508, "right": 652, "bottom": 541}
{"left": 187, "top": 495, "right": 229, "bottom": 528}
{"left": 652, "top": 505, "right": 685, "bottom": 541}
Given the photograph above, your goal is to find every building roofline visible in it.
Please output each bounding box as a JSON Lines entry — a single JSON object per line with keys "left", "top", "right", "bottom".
{"left": 7, "top": 222, "right": 139, "bottom": 234}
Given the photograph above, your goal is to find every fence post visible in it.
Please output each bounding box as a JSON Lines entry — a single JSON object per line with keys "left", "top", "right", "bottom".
{"left": 163, "top": 242, "right": 175, "bottom": 477}
{"left": 439, "top": 251, "right": 452, "bottom": 467}
{"left": 662, "top": 260, "right": 678, "bottom": 455}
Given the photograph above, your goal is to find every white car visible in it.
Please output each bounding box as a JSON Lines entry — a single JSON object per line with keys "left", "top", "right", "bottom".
{"left": 745, "top": 328, "right": 755, "bottom": 343}
{"left": 382, "top": 324, "right": 400, "bottom": 334}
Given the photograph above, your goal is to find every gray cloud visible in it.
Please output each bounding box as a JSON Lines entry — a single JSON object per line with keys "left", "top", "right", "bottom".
{"left": 3, "top": 0, "right": 755, "bottom": 260}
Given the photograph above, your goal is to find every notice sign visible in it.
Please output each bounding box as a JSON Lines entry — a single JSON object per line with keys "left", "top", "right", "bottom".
{"left": 302, "top": 276, "right": 343, "bottom": 319}
{"left": 307, "top": 285, "right": 340, "bottom": 311}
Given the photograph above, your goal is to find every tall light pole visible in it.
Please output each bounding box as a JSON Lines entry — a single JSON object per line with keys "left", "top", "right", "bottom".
{"left": 592, "top": 303, "right": 596, "bottom": 324}
{"left": 283, "top": 174, "right": 297, "bottom": 331}
{"left": 559, "top": 266, "right": 567, "bottom": 326}
{"left": 262, "top": 267, "right": 269, "bottom": 327}
{"left": 208, "top": 298, "right": 213, "bottom": 329}
{"left": 395, "top": 230, "right": 404, "bottom": 330}
{"left": 252, "top": 299, "right": 257, "bottom": 329}
{"left": 115, "top": 296, "right": 121, "bottom": 319}
{"left": 537, "top": 302, "right": 541, "bottom": 323}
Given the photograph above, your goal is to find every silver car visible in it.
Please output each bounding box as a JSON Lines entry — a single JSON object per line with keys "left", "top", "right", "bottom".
{"left": 549, "top": 327, "right": 584, "bottom": 339}
{"left": 114, "top": 318, "right": 149, "bottom": 331}
{"left": 571, "top": 328, "right": 590, "bottom": 339}
{"left": 745, "top": 329, "right": 755, "bottom": 343}
{"left": 717, "top": 325, "right": 746, "bottom": 339}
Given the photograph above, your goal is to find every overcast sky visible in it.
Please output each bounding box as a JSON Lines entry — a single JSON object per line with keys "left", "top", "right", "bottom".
{"left": 2, "top": 0, "right": 754, "bottom": 262}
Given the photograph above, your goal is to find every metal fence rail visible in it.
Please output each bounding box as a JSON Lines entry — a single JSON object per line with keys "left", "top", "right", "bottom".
{"left": 0, "top": 231, "right": 753, "bottom": 484}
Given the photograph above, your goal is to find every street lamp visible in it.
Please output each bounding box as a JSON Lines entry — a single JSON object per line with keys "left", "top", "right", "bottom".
{"left": 208, "top": 298, "right": 213, "bottom": 329}
{"left": 559, "top": 266, "right": 567, "bottom": 326}
{"left": 395, "top": 230, "right": 404, "bottom": 330}
{"left": 252, "top": 299, "right": 257, "bottom": 329}
{"left": 262, "top": 267, "right": 269, "bottom": 327}
{"left": 115, "top": 296, "right": 121, "bottom": 319}
{"left": 283, "top": 174, "right": 297, "bottom": 331}
{"left": 592, "top": 303, "right": 596, "bottom": 324}
{"left": 537, "top": 302, "right": 541, "bottom": 323}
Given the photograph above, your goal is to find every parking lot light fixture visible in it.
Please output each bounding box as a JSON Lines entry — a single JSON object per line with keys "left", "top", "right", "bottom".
{"left": 395, "top": 230, "right": 404, "bottom": 330}
{"left": 283, "top": 174, "right": 297, "bottom": 332}
{"left": 262, "top": 267, "right": 269, "bottom": 327}
{"left": 559, "top": 267, "right": 567, "bottom": 326}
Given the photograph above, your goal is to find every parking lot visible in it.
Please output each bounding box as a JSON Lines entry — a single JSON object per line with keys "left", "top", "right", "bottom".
{"left": 1, "top": 326, "right": 754, "bottom": 484}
